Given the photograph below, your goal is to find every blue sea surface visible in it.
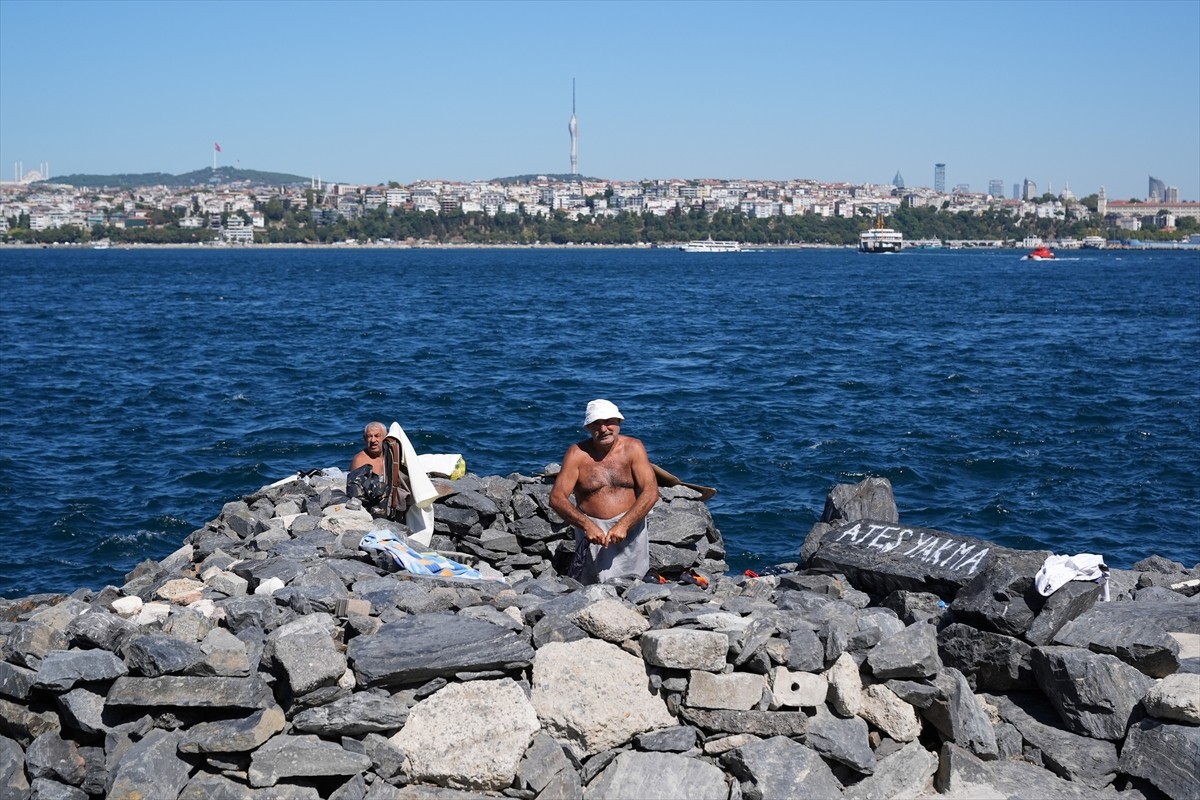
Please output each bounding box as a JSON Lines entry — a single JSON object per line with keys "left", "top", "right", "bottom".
{"left": 1, "top": 245, "right": 1197, "bottom": 597}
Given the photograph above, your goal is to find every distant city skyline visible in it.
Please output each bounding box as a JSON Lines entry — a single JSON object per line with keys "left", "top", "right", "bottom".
{"left": 1, "top": 0, "right": 1197, "bottom": 202}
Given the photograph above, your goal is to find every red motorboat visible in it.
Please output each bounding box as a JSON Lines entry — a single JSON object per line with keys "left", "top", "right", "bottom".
{"left": 1022, "top": 245, "right": 1056, "bottom": 261}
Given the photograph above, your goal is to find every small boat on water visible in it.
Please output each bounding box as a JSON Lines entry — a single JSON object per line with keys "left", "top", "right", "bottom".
{"left": 682, "top": 239, "right": 742, "bottom": 253}
{"left": 859, "top": 216, "right": 903, "bottom": 253}
{"left": 1022, "top": 245, "right": 1056, "bottom": 261}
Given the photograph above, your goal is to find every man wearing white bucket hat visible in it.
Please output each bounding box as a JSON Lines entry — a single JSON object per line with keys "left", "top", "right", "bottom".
{"left": 550, "top": 399, "right": 658, "bottom": 583}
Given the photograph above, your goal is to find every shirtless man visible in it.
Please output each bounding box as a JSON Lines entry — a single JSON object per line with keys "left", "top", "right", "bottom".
{"left": 350, "top": 421, "right": 387, "bottom": 475}
{"left": 550, "top": 399, "right": 658, "bottom": 583}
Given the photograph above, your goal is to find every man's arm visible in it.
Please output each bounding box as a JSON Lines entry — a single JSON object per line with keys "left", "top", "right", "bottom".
{"left": 349, "top": 451, "right": 371, "bottom": 472}
{"left": 549, "top": 445, "right": 608, "bottom": 545}
{"left": 604, "top": 438, "right": 659, "bottom": 545}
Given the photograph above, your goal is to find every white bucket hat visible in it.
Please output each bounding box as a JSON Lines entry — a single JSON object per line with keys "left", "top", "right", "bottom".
{"left": 584, "top": 399, "right": 624, "bottom": 427}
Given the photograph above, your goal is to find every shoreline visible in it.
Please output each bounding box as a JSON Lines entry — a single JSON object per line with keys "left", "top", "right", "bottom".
{"left": 1, "top": 471, "right": 1196, "bottom": 798}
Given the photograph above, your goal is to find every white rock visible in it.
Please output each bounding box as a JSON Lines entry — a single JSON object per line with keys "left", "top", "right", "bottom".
{"left": 687, "top": 670, "right": 765, "bottom": 711}
{"left": 571, "top": 597, "right": 650, "bottom": 643}
{"left": 640, "top": 629, "right": 729, "bottom": 672}
{"left": 1144, "top": 672, "right": 1200, "bottom": 724}
{"left": 824, "top": 651, "right": 863, "bottom": 717}
{"left": 135, "top": 602, "right": 170, "bottom": 626}
{"left": 771, "top": 667, "right": 828, "bottom": 709}
{"left": 859, "top": 682, "right": 922, "bottom": 742}
{"left": 254, "top": 577, "right": 285, "bottom": 596}
{"left": 111, "top": 596, "right": 143, "bottom": 617}
{"left": 390, "top": 679, "right": 539, "bottom": 791}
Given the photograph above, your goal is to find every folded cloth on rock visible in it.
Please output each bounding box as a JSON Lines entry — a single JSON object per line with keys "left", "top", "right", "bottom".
{"left": 1035, "top": 553, "right": 1107, "bottom": 597}
{"left": 359, "top": 529, "right": 487, "bottom": 580}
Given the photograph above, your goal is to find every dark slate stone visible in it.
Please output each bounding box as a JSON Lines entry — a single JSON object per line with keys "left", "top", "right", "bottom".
{"left": 1118, "top": 718, "right": 1200, "bottom": 800}
{"left": 934, "top": 741, "right": 1099, "bottom": 800}
{"left": 178, "top": 706, "right": 286, "bottom": 753}
{"left": 866, "top": 620, "right": 942, "bottom": 680}
{"left": 806, "top": 706, "right": 875, "bottom": 774}
{"left": 949, "top": 549, "right": 1052, "bottom": 638}
{"left": 884, "top": 679, "right": 944, "bottom": 709}
{"left": 246, "top": 734, "right": 372, "bottom": 788}
{"left": 585, "top": 751, "right": 727, "bottom": 800}
{"left": 291, "top": 693, "right": 412, "bottom": 736}
{"left": 64, "top": 612, "right": 138, "bottom": 652}
{"left": 0, "top": 661, "right": 38, "bottom": 701}
{"left": 122, "top": 633, "right": 206, "bottom": 677}
{"left": 106, "top": 728, "right": 190, "bottom": 800}
{"left": 231, "top": 557, "right": 305, "bottom": 591}
{"left": 1023, "top": 580, "right": 1101, "bottom": 647}
{"left": 721, "top": 735, "right": 843, "bottom": 800}
{"left": 809, "top": 521, "right": 1004, "bottom": 600}
{"left": 786, "top": 626, "right": 824, "bottom": 672}
{"left": 882, "top": 589, "right": 950, "bottom": 625}
{"left": 1031, "top": 645, "right": 1153, "bottom": 740}
{"left": 987, "top": 693, "right": 1118, "bottom": 790}
{"left": 1051, "top": 599, "right": 1196, "bottom": 677}
{"left": 54, "top": 687, "right": 109, "bottom": 736}
{"left": 635, "top": 725, "right": 698, "bottom": 753}
{"left": 922, "top": 667, "right": 998, "bottom": 759}
{"left": 25, "top": 732, "right": 86, "bottom": 785}
{"left": 938, "top": 623, "right": 1035, "bottom": 691}
{"left": 106, "top": 675, "right": 275, "bottom": 709}
{"left": 516, "top": 731, "right": 573, "bottom": 792}
{"left": 0, "top": 734, "right": 30, "bottom": 800}
{"left": 3, "top": 621, "right": 68, "bottom": 669}
{"left": 347, "top": 612, "right": 534, "bottom": 688}
{"left": 216, "top": 595, "right": 284, "bottom": 634}
{"left": 647, "top": 510, "right": 709, "bottom": 546}
{"left": 677, "top": 708, "right": 807, "bottom": 738}
{"left": 33, "top": 649, "right": 128, "bottom": 691}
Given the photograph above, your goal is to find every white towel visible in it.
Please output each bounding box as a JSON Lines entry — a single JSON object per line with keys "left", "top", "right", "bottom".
{"left": 386, "top": 422, "right": 439, "bottom": 546}
{"left": 1035, "top": 553, "right": 1107, "bottom": 597}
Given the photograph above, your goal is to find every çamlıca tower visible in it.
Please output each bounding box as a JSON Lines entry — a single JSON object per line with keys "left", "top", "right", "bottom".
{"left": 569, "top": 79, "right": 579, "bottom": 176}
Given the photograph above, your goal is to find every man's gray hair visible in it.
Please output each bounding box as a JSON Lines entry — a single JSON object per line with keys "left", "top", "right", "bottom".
{"left": 363, "top": 421, "right": 386, "bottom": 437}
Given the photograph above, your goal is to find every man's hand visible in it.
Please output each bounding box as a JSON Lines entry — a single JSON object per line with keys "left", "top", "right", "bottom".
{"left": 583, "top": 519, "right": 609, "bottom": 546}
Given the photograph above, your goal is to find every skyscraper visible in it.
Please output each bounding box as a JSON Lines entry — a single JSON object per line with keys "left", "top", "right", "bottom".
{"left": 568, "top": 79, "right": 579, "bottom": 176}
{"left": 1148, "top": 176, "right": 1165, "bottom": 202}
{"left": 988, "top": 179, "right": 1004, "bottom": 199}
{"left": 1022, "top": 178, "right": 1037, "bottom": 200}
{"left": 934, "top": 163, "right": 946, "bottom": 194}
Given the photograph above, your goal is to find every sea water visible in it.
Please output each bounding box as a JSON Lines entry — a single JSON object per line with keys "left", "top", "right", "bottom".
{"left": 1, "top": 246, "right": 1197, "bottom": 597}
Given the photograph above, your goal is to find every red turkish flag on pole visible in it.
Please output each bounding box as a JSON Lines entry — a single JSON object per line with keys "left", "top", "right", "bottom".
{"left": 214, "top": 142, "right": 222, "bottom": 153}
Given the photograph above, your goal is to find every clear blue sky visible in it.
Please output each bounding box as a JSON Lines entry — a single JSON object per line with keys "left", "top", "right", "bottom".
{"left": 2, "top": 0, "right": 1198, "bottom": 201}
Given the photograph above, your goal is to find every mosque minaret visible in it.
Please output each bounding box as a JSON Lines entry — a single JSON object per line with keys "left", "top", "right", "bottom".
{"left": 568, "top": 79, "right": 579, "bottom": 176}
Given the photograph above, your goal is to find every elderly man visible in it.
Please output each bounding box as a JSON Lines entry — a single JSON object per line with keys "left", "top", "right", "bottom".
{"left": 350, "top": 421, "right": 387, "bottom": 475}
{"left": 550, "top": 399, "right": 658, "bottom": 583}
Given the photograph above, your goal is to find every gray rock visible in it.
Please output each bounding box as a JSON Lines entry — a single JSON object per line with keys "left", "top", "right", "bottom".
{"left": 25, "top": 732, "right": 85, "bottom": 785}
{"left": 1031, "top": 645, "right": 1153, "bottom": 740}
{"left": 635, "top": 725, "right": 697, "bottom": 753}
{"left": 531, "top": 614, "right": 588, "bottom": 648}
{"left": 1052, "top": 599, "right": 1194, "bottom": 677}
{"left": 810, "top": 520, "right": 999, "bottom": 600}
{"left": 950, "top": 549, "right": 1051, "bottom": 638}
{"left": 272, "top": 632, "right": 347, "bottom": 696}
{"left": 348, "top": 613, "right": 534, "bottom": 687}
{"left": 53, "top": 687, "right": 107, "bottom": 736}
{"left": 217, "top": 595, "right": 284, "bottom": 634}
{"left": 865, "top": 620, "right": 941, "bottom": 680}
{"left": 1143, "top": 672, "right": 1200, "bottom": 724}
{"left": 178, "top": 705, "right": 286, "bottom": 753}
{"left": 987, "top": 693, "right": 1118, "bottom": 790}
{"left": 0, "top": 660, "right": 39, "bottom": 700}
{"left": 843, "top": 740, "right": 937, "bottom": 800}
{"left": 1024, "top": 580, "right": 1101, "bottom": 646}
{"left": 106, "top": 728, "right": 190, "bottom": 800}
{"left": 677, "top": 707, "right": 808, "bottom": 738}
{"left": 0, "top": 696, "right": 60, "bottom": 744}
{"left": 122, "top": 633, "right": 206, "bottom": 677}
{"left": 247, "top": 734, "right": 371, "bottom": 788}
{"left": 584, "top": 751, "right": 727, "bottom": 800}
{"left": 65, "top": 611, "right": 138, "bottom": 652}
{"left": 1, "top": 734, "right": 30, "bottom": 800}
{"left": 515, "top": 732, "right": 572, "bottom": 792}
{"left": 721, "top": 735, "right": 842, "bottom": 800}
{"left": 1118, "top": 717, "right": 1200, "bottom": 800}
{"left": 785, "top": 626, "right": 825, "bottom": 672}
{"left": 292, "top": 692, "right": 412, "bottom": 736}
{"left": 922, "top": 667, "right": 998, "bottom": 759}
{"left": 33, "top": 649, "right": 127, "bottom": 691}
{"left": 686, "top": 670, "right": 765, "bottom": 711}
{"left": 820, "top": 477, "right": 899, "bottom": 526}
{"left": 937, "top": 622, "right": 1035, "bottom": 691}
{"left": 806, "top": 705, "right": 874, "bottom": 774}
{"left": 935, "top": 741, "right": 1101, "bottom": 799}
{"left": 106, "top": 675, "right": 275, "bottom": 709}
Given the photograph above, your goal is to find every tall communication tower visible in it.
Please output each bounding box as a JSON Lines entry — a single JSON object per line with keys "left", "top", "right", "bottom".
{"left": 568, "top": 79, "right": 579, "bottom": 176}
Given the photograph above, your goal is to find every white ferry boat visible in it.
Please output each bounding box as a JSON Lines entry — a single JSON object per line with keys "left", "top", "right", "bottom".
{"left": 682, "top": 239, "right": 742, "bottom": 253}
{"left": 859, "top": 218, "right": 903, "bottom": 253}
{"left": 1081, "top": 235, "right": 1106, "bottom": 249}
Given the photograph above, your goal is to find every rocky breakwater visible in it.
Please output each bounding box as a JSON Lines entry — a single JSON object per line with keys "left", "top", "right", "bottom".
{"left": 0, "top": 470, "right": 1195, "bottom": 800}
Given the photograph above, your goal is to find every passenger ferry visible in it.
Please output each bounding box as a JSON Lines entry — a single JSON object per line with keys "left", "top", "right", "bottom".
{"left": 858, "top": 217, "right": 903, "bottom": 253}
{"left": 1081, "top": 235, "right": 1106, "bottom": 249}
{"left": 682, "top": 239, "right": 742, "bottom": 253}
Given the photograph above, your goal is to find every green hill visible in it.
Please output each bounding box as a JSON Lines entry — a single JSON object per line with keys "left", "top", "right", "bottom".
{"left": 44, "top": 166, "right": 310, "bottom": 189}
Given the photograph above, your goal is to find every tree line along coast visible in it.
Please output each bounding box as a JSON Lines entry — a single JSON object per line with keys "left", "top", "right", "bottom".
{"left": 3, "top": 173, "right": 1195, "bottom": 247}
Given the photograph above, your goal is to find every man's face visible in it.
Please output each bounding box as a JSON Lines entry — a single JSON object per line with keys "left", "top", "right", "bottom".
{"left": 587, "top": 418, "right": 621, "bottom": 447}
{"left": 363, "top": 426, "right": 385, "bottom": 457}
